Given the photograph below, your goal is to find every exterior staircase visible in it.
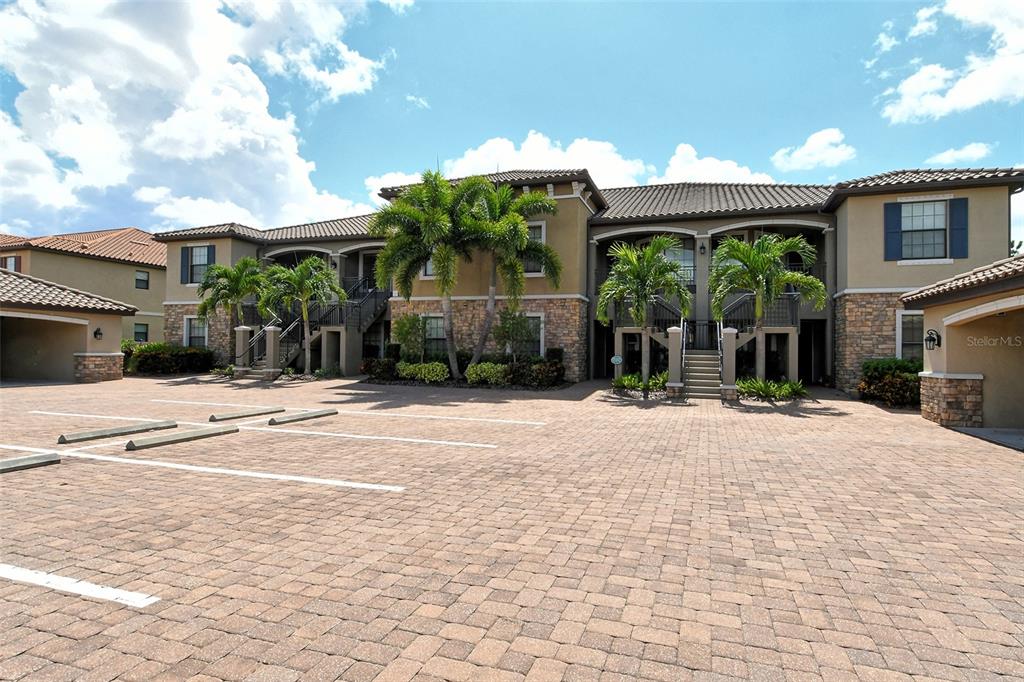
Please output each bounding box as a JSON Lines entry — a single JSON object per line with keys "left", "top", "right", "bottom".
{"left": 682, "top": 350, "right": 720, "bottom": 399}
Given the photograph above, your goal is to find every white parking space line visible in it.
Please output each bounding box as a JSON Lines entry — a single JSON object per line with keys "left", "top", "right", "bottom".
{"left": 60, "top": 450, "right": 405, "bottom": 491}
{"left": 152, "top": 398, "right": 545, "bottom": 426}
{"left": 31, "top": 411, "right": 165, "bottom": 423}
{"left": 33, "top": 410, "right": 498, "bottom": 449}
{"left": 0, "top": 563, "right": 159, "bottom": 608}
{"left": 0, "top": 443, "right": 58, "bottom": 454}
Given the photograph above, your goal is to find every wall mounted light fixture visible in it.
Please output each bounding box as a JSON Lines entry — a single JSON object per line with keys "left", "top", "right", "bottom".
{"left": 699, "top": 243, "right": 707, "bottom": 255}
{"left": 93, "top": 328, "right": 103, "bottom": 340}
{"left": 924, "top": 329, "right": 941, "bottom": 350}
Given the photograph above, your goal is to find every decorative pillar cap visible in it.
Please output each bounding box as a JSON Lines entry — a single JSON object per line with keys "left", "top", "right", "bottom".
{"left": 234, "top": 325, "right": 252, "bottom": 331}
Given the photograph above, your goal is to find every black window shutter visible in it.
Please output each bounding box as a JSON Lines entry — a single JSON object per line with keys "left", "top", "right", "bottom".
{"left": 13, "top": 255, "right": 21, "bottom": 272}
{"left": 207, "top": 245, "right": 216, "bottom": 268}
{"left": 883, "top": 202, "right": 902, "bottom": 261}
{"left": 949, "top": 198, "right": 968, "bottom": 259}
{"left": 180, "top": 246, "right": 189, "bottom": 283}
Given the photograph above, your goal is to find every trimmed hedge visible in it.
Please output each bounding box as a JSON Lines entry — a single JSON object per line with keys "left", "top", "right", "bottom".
{"left": 466, "top": 362, "right": 509, "bottom": 386}
{"left": 396, "top": 361, "right": 449, "bottom": 383}
{"left": 133, "top": 343, "right": 215, "bottom": 374}
{"left": 361, "top": 357, "right": 397, "bottom": 381}
{"left": 858, "top": 358, "right": 922, "bottom": 407}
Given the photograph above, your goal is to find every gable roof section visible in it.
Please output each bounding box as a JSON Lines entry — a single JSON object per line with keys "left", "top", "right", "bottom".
{"left": 593, "top": 182, "right": 832, "bottom": 223}
{"left": 151, "top": 222, "right": 268, "bottom": 244}
{"left": 901, "top": 254, "right": 1024, "bottom": 306}
{"left": 378, "top": 169, "right": 608, "bottom": 208}
{"left": 0, "top": 269, "right": 137, "bottom": 315}
{"left": 822, "top": 168, "right": 1024, "bottom": 210}
{"left": 153, "top": 215, "right": 378, "bottom": 246}
{"left": 0, "top": 227, "right": 167, "bottom": 268}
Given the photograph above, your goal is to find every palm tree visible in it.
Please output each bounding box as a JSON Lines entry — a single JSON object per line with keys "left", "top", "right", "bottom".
{"left": 709, "top": 233, "right": 827, "bottom": 378}
{"left": 196, "top": 256, "right": 265, "bottom": 328}
{"left": 259, "top": 255, "right": 345, "bottom": 374}
{"left": 469, "top": 184, "right": 561, "bottom": 366}
{"left": 596, "top": 235, "right": 692, "bottom": 398}
{"left": 369, "top": 170, "right": 491, "bottom": 379}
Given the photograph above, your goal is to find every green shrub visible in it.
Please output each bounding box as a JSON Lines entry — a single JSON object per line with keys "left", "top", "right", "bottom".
{"left": 133, "top": 345, "right": 215, "bottom": 374}
{"left": 858, "top": 358, "right": 921, "bottom": 407}
{"left": 393, "top": 314, "right": 426, "bottom": 362}
{"left": 361, "top": 357, "right": 397, "bottom": 381}
{"left": 385, "top": 343, "right": 402, "bottom": 361}
{"left": 466, "top": 362, "right": 510, "bottom": 386}
{"left": 648, "top": 370, "right": 668, "bottom": 391}
{"left": 396, "top": 361, "right": 449, "bottom": 384}
{"left": 612, "top": 373, "right": 645, "bottom": 390}
{"left": 736, "top": 377, "right": 808, "bottom": 401}
{"left": 545, "top": 348, "right": 565, "bottom": 363}
{"left": 121, "top": 339, "right": 137, "bottom": 371}
{"left": 210, "top": 365, "right": 234, "bottom": 377}
{"left": 531, "top": 361, "right": 565, "bottom": 388}
{"left": 313, "top": 365, "right": 340, "bottom": 380}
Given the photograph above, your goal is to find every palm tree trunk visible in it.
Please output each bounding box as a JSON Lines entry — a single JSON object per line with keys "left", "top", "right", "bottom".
{"left": 302, "top": 302, "right": 311, "bottom": 374}
{"left": 441, "top": 295, "right": 462, "bottom": 380}
{"left": 470, "top": 263, "right": 499, "bottom": 366}
{"left": 641, "top": 328, "right": 650, "bottom": 400}
{"left": 754, "top": 291, "right": 765, "bottom": 379}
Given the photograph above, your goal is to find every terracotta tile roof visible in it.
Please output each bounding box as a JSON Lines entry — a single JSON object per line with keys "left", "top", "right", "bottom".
{"left": 0, "top": 227, "right": 166, "bottom": 268}
{"left": 593, "top": 181, "right": 832, "bottom": 223}
{"left": 823, "top": 167, "right": 1024, "bottom": 210}
{"left": 0, "top": 269, "right": 137, "bottom": 314}
{"left": 262, "top": 215, "right": 375, "bottom": 242}
{"left": 151, "top": 222, "right": 267, "bottom": 244}
{"left": 378, "top": 169, "right": 607, "bottom": 208}
{"left": 901, "top": 255, "right": 1024, "bottom": 304}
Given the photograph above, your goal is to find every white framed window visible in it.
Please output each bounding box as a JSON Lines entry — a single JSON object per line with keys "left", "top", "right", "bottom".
{"left": 135, "top": 270, "right": 150, "bottom": 289}
{"left": 523, "top": 312, "right": 544, "bottom": 357}
{"left": 901, "top": 201, "right": 947, "bottom": 260}
{"left": 421, "top": 314, "right": 445, "bottom": 356}
{"left": 896, "top": 310, "right": 924, "bottom": 362}
{"left": 134, "top": 323, "right": 149, "bottom": 342}
{"left": 421, "top": 258, "right": 435, "bottom": 279}
{"left": 183, "top": 316, "right": 208, "bottom": 348}
{"left": 524, "top": 221, "right": 546, "bottom": 276}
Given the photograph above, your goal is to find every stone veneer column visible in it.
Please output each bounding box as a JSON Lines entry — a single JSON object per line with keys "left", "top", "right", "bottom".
{"left": 920, "top": 374, "right": 984, "bottom": 427}
{"left": 74, "top": 353, "right": 124, "bottom": 382}
{"left": 834, "top": 292, "right": 905, "bottom": 393}
{"left": 163, "top": 303, "right": 233, "bottom": 362}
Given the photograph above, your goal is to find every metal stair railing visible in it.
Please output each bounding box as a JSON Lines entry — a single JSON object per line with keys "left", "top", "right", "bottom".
{"left": 681, "top": 319, "right": 688, "bottom": 395}
{"left": 720, "top": 292, "right": 801, "bottom": 330}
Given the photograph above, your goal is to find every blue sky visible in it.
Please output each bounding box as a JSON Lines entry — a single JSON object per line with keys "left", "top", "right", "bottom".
{"left": 1, "top": 0, "right": 1021, "bottom": 240}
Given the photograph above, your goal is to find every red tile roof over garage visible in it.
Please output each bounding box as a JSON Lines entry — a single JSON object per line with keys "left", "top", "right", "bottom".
{"left": 901, "top": 255, "right": 1024, "bottom": 305}
{"left": 592, "top": 182, "right": 832, "bottom": 222}
{"left": 0, "top": 269, "right": 137, "bottom": 314}
{"left": 0, "top": 227, "right": 166, "bottom": 268}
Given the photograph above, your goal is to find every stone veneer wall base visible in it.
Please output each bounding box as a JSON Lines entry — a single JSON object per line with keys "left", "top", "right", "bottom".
{"left": 74, "top": 353, "right": 123, "bottom": 383}
{"left": 163, "top": 303, "right": 234, "bottom": 363}
{"left": 389, "top": 298, "right": 588, "bottom": 382}
{"left": 920, "top": 375, "right": 983, "bottom": 427}
{"left": 835, "top": 292, "right": 906, "bottom": 393}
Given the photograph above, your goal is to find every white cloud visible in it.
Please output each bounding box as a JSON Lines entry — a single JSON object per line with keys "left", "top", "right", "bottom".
{"left": 442, "top": 130, "right": 652, "bottom": 188}
{"left": 379, "top": 0, "right": 415, "bottom": 14}
{"left": 405, "top": 94, "right": 430, "bottom": 109}
{"left": 875, "top": 31, "right": 900, "bottom": 53}
{"left": 770, "top": 128, "right": 857, "bottom": 172}
{"left": 0, "top": 111, "right": 78, "bottom": 210}
{"left": 925, "top": 142, "right": 993, "bottom": 165}
{"left": 0, "top": 1, "right": 388, "bottom": 232}
{"left": 650, "top": 144, "right": 774, "bottom": 184}
{"left": 364, "top": 171, "right": 422, "bottom": 206}
{"left": 908, "top": 6, "right": 940, "bottom": 38}
{"left": 882, "top": 0, "right": 1024, "bottom": 123}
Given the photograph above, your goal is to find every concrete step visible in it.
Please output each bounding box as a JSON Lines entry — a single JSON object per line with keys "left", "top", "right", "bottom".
{"left": 685, "top": 371, "right": 720, "bottom": 380}
{"left": 686, "top": 390, "right": 721, "bottom": 400}
{"left": 686, "top": 378, "right": 721, "bottom": 388}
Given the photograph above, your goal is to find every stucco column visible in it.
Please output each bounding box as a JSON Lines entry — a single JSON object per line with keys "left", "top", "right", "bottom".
{"left": 335, "top": 253, "right": 347, "bottom": 289}
{"left": 667, "top": 326, "right": 682, "bottom": 384}
{"left": 755, "top": 328, "right": 766, "bottom": 379}
{"left": 265, "top": 326, "right": 281, "bottom": 370}
{"left": 613, "top": 328, "right": 624, "bottom": 379}
{"left": 721, "top": 327, "right": 738, "bottom": 400}
{"left": 824, "top": 227, "right": 836, "bottom": 377}
{"left": 234, "top": 326, "right": 252, "bottom": 368}
{"left": 787, "top": 329, "right": 799, "bottom": 381}
{"left": 695, "top": 235, "right": 711, "bottom": 320}
{"left": 587, "top": 239, "right": 598, "bottom": 379}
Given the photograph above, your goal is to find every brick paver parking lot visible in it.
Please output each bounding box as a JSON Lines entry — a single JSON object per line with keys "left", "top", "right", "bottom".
{"left": 0, "top": 376, "right": 1021, "bottom": 681}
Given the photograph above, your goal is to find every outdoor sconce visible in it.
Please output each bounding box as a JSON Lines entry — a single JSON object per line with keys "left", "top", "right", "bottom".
{"left": 699, "top": 243, "right": 707, "bottom": 255}
{"left": 93, "top": 328, "right": 103, "bottom": 340}
{"left": 925, "top": 329, "right": 941, "bottom": 350}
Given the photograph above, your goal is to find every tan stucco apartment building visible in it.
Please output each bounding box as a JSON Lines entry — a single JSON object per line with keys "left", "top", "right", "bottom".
{"left": 0, "top": 227, "right": 166, "bottom": 343}
{"left": 152, "top": 167, "right": 1022, "bottom": 394}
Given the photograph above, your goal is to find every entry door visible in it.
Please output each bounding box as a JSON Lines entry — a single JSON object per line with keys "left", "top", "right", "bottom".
{"left": 361, "top": 252, "right": 378, "bottom": 284}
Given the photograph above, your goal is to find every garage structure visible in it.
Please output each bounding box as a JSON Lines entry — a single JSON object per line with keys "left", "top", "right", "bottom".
{"left": 0, "top": 269, "right": 136, "bottom": 383}
{"left": 902, "top": 254, "right": 1024, "bottom": 428}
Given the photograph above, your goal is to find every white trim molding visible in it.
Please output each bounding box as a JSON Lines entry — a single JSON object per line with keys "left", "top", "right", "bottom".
{"left": 898, "top": 258, "right": 954, "bottom": 266}
{"left": 593, "top": 225, "right": 698, "bottom": 241}
{"left": 163, "top": 300, "right": 202, "bottom": 305}
{"left": 182, "top": 315, "right": 208, "bottom": 348}
{"left": 0, "top": 310, "right": 88, "bottom": 325}
{"left": 336, "top": 240, "right": 386, "bottom": 256}
{"left": 263, "top": 245, "right": 334, "bottom": 258}
{"left": 134, "top": 311, "right": 165, "bottom": 317}
{"left": 942, "top": 294, "right": 1024, "bottom": 327}
{"left": 895, "top": 309, "right": 923, "bottom": 360}
{"left": 898, "top": 193, "right": 954, "bottom": 203}
{"left": 918, "top": 371, "right": 984, "bottom": 380}
{"left": 706, "top": 218, "right": 831, "bottom": 236}
{"left": 73, "top": 352, "right": 124, "bottom": 357}
{"left": 833, "top": 287, "right": 917, "bottom": 298}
